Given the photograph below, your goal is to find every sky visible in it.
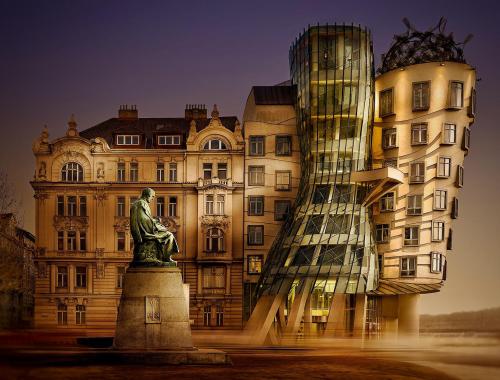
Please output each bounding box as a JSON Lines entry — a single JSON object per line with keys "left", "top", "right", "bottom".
{"left": 1, "top": 0, "right": 499, "bottom": 315}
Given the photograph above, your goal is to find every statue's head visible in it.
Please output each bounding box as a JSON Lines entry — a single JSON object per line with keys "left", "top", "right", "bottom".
{"left": 141, "top": 188, "right": 156, "bottom": 203}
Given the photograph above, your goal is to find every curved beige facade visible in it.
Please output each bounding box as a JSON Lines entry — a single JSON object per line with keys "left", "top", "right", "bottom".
{"left": 372, "top": 62, "right": 476, "bottom": 287}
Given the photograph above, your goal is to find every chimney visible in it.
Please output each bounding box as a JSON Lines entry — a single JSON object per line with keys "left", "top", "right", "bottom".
{"left": 118, "top": 104, "right": 138, "bottom": 120}
{"left": 184, "top": 104, "right": 207, "bottom": 120}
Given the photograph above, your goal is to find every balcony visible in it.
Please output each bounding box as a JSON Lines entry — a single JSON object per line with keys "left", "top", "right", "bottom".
{"left": 350, "top": 166, "right": 404, "bottom": 206}
{"left": 200, "top": 214, "right": 230, "bottom": 229}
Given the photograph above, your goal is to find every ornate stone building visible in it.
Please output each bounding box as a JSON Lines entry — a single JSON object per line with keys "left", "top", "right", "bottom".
{"left": 32, "top": 105, "right": 244, "bottom": 334}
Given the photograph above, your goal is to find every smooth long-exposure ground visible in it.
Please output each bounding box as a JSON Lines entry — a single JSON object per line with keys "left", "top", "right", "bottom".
{"left": 1, "top": 331, "right": 499, "bottom": 380}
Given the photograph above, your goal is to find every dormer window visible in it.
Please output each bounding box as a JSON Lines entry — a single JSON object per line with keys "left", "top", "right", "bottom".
{"left": 204, "top": 139, "right": 227, "bottom": 150}
{"left": 158, "top": 135, "right": 181, "bottom": 145}
{"left": 116, "top": 135, "right": 140, "bottom": 145}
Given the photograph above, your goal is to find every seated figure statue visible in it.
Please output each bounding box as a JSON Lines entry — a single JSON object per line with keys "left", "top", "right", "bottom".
{"left": 130, "top": 188, "right": 179, "bottom": 267}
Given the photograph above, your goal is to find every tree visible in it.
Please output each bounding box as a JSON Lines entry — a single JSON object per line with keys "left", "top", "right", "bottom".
{"left": 0, "top": 170, "right": 19, "bottom": 216}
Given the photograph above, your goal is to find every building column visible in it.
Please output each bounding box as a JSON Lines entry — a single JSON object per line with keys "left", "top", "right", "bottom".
{"left": 50, "top": 264, "right": 56, "bottom": 294}
{"left": 398, "top": 294, "right": 420, "bottom": 337}
{"left": 87, "top": 265, "right": 93, "bottom": 294}
{"left": 68, "top": 265, "right": 75, "bottom": 293}
{"left": 303, "top": 294, "right": 312, "bottom": 336}
{"left": 225, "top": 264, "right": 231, "bottom": 295}
{"left": 325, "top": 293, "right": 346, "bottom": 336}
{"left": 284, "top": 278, "right": 313, "bottom": 337}
{"left": 197, "top": 266, "right": 202, "bottom": 294}
{"left": 353, "top": 294, "right": 367, "bottom": 338}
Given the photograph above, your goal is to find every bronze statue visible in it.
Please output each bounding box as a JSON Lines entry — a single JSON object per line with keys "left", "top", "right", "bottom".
{"left": 130, "top": 188, "right": 179, "bottom": 267}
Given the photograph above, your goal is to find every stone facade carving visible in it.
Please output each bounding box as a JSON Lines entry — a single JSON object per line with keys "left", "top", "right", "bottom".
{"left": 53, "top": 215, "right": 89, "bottom": 230}
{"left": 200, "top": 215, "right": 230, "bottom": 229}
{"left": 114, "top": 216, "right": 130, "bottom": 232}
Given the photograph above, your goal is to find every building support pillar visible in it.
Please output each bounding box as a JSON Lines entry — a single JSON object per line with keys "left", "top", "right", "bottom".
{"left": 353, "top": 294, "right": 367, "bottom": 338}
{"left": 283, "top": 278, "right": 313, "bottom": 337}
{"left": 398, "top": 294, "right": 420, "bottom": 338}
{"left": 324, "top": 293, "right": 346, "bottom": 337}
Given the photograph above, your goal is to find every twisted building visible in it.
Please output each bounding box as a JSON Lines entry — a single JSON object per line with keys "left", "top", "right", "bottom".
{"left": 244, "top": 21, "right": 476, "bottom": 342}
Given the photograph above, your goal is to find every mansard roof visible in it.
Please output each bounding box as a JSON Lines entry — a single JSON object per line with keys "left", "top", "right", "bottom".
{"left": 79, "top": 116, "right": 238, "bottom": 149}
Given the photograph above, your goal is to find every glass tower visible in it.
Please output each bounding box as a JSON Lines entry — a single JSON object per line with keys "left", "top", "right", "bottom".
{"left": 256, "top": 25, "right": 377, "bottom": 320}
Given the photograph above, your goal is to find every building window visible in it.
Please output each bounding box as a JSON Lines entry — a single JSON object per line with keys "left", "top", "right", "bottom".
{"left": 276, "top": 135, "right": 292, "bottom": 156}
{"left": 168, "top": 197, "right": 177, "bottom": 217}
{"left": 382, "top": 128, "right": 397, "bottom": 149}
{"left": 157, "top": 135, "right": 181, "bottom": 145}
{"left": 432, "top": 221, "right": 445, "bottom": 241}
{"left": 156, "top": 197, "right": 165, "bottom": 217}
{"left": 249, "top": 136, "right": 265, "bottom": 156}
{"left": 168, "top": 162, "right": 177, "bottom": 182}
{"left": 117, "top": 231, "right": 126, "bottom": 251}
{"left": 117, "top": 162, "right": 125, "bottom": 182}
{"left": 313, "top": 185, "right": 330, "bottom": 204}
{"left": 274, "top": 200, "right": 291, "bottom": 221}
{"left": 318, "top": 153, "right": 333, "bottom": 171}
{"left": 130, "top": 162, "right": 138, "bottom": 182}
{"left": 437, "top": 157, "right": 452, "bottom": 178}
{"left": 404, "top": 226, "right": 419, "bottom": 246}
{"left": 116, "top": 135, "right": 140, "bottom": 145}
{"left": 305, "top": 215, "right": 323, "bottom": 235}
{"left": 67, "top": 196, "right": 77, "bottom": 216}
{"left": 203, "top": 139, "right": 227, "bottom": 150}
{"left": 412, "top": 81, "right": 430, "bottom": 111}
{"left": 247, "top": 225, "right": 264, "bottom": 245}
{"left": 411, "top": 123, "right": 428, "bottom": 145}
{"left": 75, "top": 266, "right": 87, "bottom": 288}
{"left": 67, "top": 231, "right": 77, "bottom": 251}
{"left": 407, "top": 195, "right": 423, "bottom": 215}
{"left": 216, "top": 195, "right": 224, "bottom": 215}
{"left": 248, "top": 166, "right": 265, "bottom": 186}
{"left": 430, "top": 252, "right": 443, "bottom": 273}
{"left": 217, "top": 163, "right": 227, "bottom": 179}
{"left": 380, "top": 192, "right": 394, "bottom": 212}
{"left": 409, "top": 162, "right": 425, "bottom": 184}
{"left": 442, "top": 123, "right": 456, "bottom": 144}
{"left": 325, "top": 214, "right": 351, "bottom": 234}
{"left": 383, "top": 158, "right": 397, "bottom": 168}
{"left": 248, "top": 196, "right": 264, "bottom": 216}
{"left": 203, "top": 163, "right": 212, "bottom": 180}
{"left": 79, "top": 231, "right": 87, "bottom": 251}
{"left": 376, "top": 224, "right": 390, "bottom": 243}
{"left": 463, "top": 126, "right": 471, "bottom": 150}
{"left": 456, "top": 165, "right": 464, "bottom": 187}
{"left": 156, "top": 163, "right": 165, "bottom": 182}
{"left": 57, "top": 196, "right": 65, "bottom": 216}
{"left": 61, "top": 162, "right": 84, "bottom": 182}
{"left": 57, "top": 304, "right": 67, "bottom": 325}
{"left": 117, "top": 197, "right": 125, "bottom": 217}
{"left": 216, "top": 305, "right": 224, "bottom": 327}
{"left": 79, "top": 196, "right": 87, "bottom": 216}
{"left": 116, "top": 267, "right": 125, "bottom": 288}
{"left": 203, "top": 305, "right": 211, "bottom": 327}
{"left": 378, "top": 254, "right": 384, "bottom": 278}
{"left": 76, "top": 305, "right": 86, "bottom": 325}
{"left": 275, "top": 171, "right": 291, "bottom": 191}
{"left": 57, "top": 266, "right": 68, "bottom": 288}
{"left": 206, "top": 228, "right": 224, "bottom": 252}
{"left": 434, "top": 189, "right": 447, "bottom": 210}
{"left": 448, "top": 81, "right": 464, "bottom": 108}
{"left": 468, "top": 87, "right": 477, "bottom": 117}
{"left": 248, "top": 255, "right": 263, "bottom": 274}
{"left": 400, "top": 257, "right": 416, "bottom": 277}
{"left": 379, "top": 88, "right": 394, "bottom": 117}
{"left": 452, "top": 197, "right": 459, "bottom": 219}
{"left": 205, "top": 195, "right": 214, "bottom": 215}
{"left": 57, "top": 231, "right": 64, "bottom": 251}
{"left": 447, "top": 229, "right": 453, "bottom": 250}
{"left": 203, "top": 266, "right": 225, "bottom": 290}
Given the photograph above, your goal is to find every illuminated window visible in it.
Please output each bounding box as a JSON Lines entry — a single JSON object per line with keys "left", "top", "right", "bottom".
{"left": 61, "top": 162, "right": 83, "bottom": 182}
{"left": 248, "top": 256, "right": 263, "bottom": 274}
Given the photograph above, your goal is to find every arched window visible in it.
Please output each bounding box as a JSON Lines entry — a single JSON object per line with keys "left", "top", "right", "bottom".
{"left": 61, "top": 162, "right": 84, "bottom": 182}
{"left": 206, "top": 228, "right": 224, "bottom": 253}
{"left": 203, "top": 139, "right": 227, "bottom": 150}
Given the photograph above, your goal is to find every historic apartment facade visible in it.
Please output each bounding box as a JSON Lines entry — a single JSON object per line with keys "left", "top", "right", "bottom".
{"left": 32, "top": 105, "right": 245, "bottom": 334}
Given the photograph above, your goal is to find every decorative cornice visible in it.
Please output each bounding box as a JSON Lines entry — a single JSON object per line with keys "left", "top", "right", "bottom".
{"left": 200, "top": 214, "right": 230, "bottom": 229}
{"left": 53, "top": 215, "right": 89, "bottom": 230}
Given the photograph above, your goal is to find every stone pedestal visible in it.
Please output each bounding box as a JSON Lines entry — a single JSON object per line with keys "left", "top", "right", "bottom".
{"left": 114, "top": 267, "right": 228, "bottom": 364}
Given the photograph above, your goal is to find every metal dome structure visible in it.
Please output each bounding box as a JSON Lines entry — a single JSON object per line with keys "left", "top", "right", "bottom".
{"left": 378, "top": 17, "right": 472, "bottom": 74}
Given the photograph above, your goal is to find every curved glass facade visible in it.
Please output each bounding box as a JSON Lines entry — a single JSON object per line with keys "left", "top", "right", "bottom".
{"left": 256, "top": 25, "right": 377, "bottom": 308}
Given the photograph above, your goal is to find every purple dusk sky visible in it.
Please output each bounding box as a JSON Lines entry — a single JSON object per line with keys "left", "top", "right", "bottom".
{"left": 1, "top": 0, "right": 499, "bottom": 314}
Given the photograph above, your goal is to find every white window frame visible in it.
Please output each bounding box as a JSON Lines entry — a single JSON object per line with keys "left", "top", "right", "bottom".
{"left": 437, "top": 156, "right": 452, "bottom": 178}
{"left": 430, "top": 252, "right": 443, "bottom": 273}
{"left": 434, "top": 189, "right": 447, "bottom": 210}
{"left": 382, "top": 128, "right": 397, "bottom": 149}
{"left": 116, "top": 134, "right": 140, "bottom": 145}
{"left": 404, "top": 226, "right": 419, "bottom": 246}
{"left": 380, "top": 192, "right": 394, "bottom": 212}
{"left": 448, "top": 81, "right": 464, "bottom": 109}
{"left": 157, "top": 135, "right": 181, "bottom": 145}
{"left": 409, "top": 161, "right": 425, "bottom": 184}
{"left": 432, "top": 221, "right": 445, "bottom": 242}
{"left": 442, "top": 123, "right": 457, "bottom": 144}
{"left": 400, "top": 256, "right": 417, "bottom": 277}
{"left": 407, "top": 194, "right": 423, "bottom": 215}
{"left": 248, "top": 225, "right": 264, "bottom": 245}
{"left": 411, "top": 123, "right": 428, "bottom": 145}
{"left": 412, "top": 81, "right": 430, "bottom": 111}
{"left": 203, "top": 139, "right": 227, "bottom": 150}
{"left": 249, "top": 136, "right": 265, "bottom": 156}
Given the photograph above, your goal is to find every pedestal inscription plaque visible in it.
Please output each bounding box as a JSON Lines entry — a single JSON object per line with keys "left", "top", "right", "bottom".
{"left": 145, "top": 296, "right": 161, "bottom": 324}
